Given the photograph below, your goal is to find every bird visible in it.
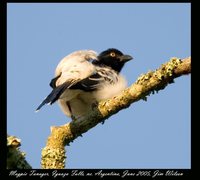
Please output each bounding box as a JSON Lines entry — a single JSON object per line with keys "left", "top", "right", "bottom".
{"left": 36, "top": 48, "right": 133, "bottom": 120}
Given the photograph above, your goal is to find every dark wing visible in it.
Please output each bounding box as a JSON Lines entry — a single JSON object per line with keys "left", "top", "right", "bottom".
{"left": 36, "top": 79, "right": 78, "bottom": 112}
{"left": 36, "top": 67, "right": 117, "bottom": 111}
{"left": 69, "top": 68, "right": 118, "bottom": 91}
{"left": 69, "top": 73, "right": 104, "bottom": 91}
{"left": 49, "top": 74, "right": 61, "bottom": 89}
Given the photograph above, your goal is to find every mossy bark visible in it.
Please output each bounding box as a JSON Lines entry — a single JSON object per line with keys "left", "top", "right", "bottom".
{"left": 41, "top": 57, "right": 191, "bottom": 169}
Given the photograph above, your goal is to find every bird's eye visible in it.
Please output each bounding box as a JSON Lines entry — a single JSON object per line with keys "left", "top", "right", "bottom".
{"left": 110, "top": 52, "right": 116, "bottom": 57}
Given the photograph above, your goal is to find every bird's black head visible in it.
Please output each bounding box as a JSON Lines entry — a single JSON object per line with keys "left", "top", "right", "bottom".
{"left": 94, "top": 48, "right": 133, "bottom": 73}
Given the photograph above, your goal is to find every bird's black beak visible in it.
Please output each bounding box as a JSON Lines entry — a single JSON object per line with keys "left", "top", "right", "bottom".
{"left": 120, "top": 55, "right": 133, "bottom": 62}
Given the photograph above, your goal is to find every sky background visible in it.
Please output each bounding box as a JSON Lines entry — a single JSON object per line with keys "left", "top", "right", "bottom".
{"left": 7, "top": 3, "right": 191, "bottom": 169}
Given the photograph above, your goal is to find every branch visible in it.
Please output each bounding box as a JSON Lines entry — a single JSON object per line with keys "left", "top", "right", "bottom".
{"left": 7, "top": 135, "right": 32, "bottom": 169}
{"left": 41, "top": 57, "right": 191, "bottom": 169}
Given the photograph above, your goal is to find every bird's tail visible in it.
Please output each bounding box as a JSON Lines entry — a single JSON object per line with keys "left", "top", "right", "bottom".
{"left": 35, "top": 83, "right": 68, "bottom": 112}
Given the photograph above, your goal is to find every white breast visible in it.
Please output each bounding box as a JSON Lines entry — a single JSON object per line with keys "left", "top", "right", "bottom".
{"left": 92, "top": 74, "right": 127, "bottom": 101}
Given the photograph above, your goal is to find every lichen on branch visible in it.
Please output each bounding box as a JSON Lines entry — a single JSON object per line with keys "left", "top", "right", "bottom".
{"left": 41, "top": 57, "right": 191, "bottom": 169}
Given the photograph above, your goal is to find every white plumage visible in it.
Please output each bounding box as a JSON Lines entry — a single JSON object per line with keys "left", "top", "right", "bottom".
{"left": 55, "top": 50, "right": 97, "bottom": 86}
{"left": 36, "top": 48, "right": 132, "bottom": 120}
{"left": 58, "top": 69, "right": 127, "bottom": 119}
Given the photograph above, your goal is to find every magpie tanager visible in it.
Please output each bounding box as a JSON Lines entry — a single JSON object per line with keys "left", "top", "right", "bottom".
{"left": 36, "top": 48, "right": 133, "bottom": 120}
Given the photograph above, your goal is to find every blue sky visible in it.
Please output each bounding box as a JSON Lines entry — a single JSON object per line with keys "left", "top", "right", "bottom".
{"left": 7, "top": 3, "right": 191, "bottom": 169}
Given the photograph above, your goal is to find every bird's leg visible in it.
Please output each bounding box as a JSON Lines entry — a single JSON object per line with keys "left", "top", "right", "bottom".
{"left": 66, "top": 101, "right": 76, "bottom": 121}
